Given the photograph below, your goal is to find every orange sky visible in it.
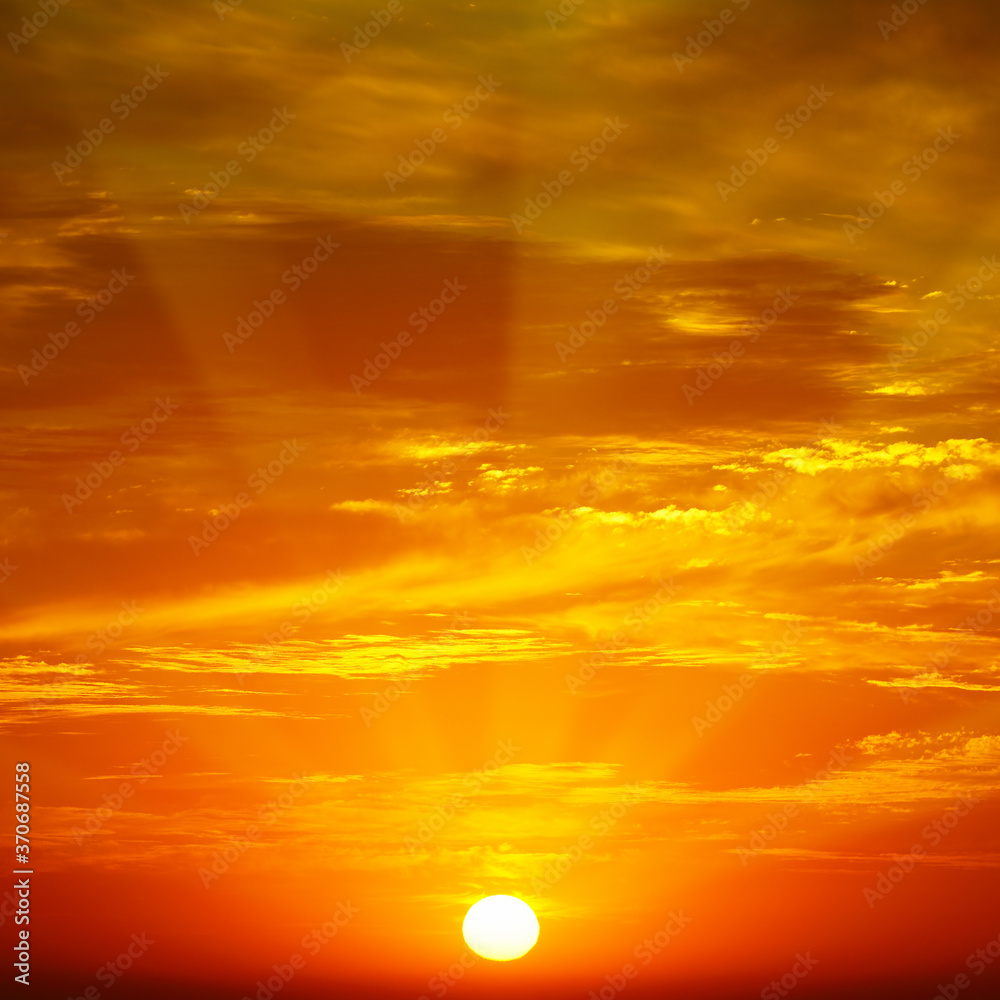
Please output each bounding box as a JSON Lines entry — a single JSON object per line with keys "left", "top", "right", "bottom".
{"left": 3, "top": 1, "right": 1000, "bottom": 998}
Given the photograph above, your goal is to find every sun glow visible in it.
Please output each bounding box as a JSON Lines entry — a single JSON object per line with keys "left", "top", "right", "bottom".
{"left": 462, "top": 895, "right": 540, "bottom": 961}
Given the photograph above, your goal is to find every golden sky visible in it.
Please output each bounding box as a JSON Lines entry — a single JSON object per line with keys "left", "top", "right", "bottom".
{"left": 3, "top": 1, "right": 1000, "bottom": 997}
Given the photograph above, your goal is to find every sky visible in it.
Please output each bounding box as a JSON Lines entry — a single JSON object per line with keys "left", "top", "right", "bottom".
{"left": 2, "top": 0, "right": 1000, "bottom": 998}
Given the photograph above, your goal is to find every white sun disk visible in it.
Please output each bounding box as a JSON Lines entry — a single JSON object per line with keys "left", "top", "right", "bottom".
{"left": 462, "top": 895, "right": 539, "bottom": 961}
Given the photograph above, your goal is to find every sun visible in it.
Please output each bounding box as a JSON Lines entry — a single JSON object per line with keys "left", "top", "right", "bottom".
{"left": 462, "top": 895, "right": 539, "bottom": 961}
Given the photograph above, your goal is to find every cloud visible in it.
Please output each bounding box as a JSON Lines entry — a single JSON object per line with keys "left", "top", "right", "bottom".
{"left": 763, "top": 438, "right": 1000, "bottom": 476}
